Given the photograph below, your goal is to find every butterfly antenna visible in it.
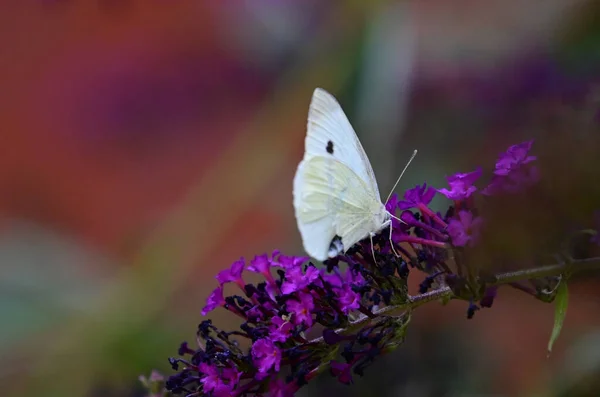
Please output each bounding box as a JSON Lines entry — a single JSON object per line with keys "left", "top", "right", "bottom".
{"left": 384, "top": 149, "right": 418, "bottom": 204}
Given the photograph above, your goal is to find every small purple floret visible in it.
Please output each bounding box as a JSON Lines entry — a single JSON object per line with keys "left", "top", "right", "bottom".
{"left": 447, "top": 210, "right": 483, "bottom": 247}
{"left": 251, "top": 338, "right": 282, "bottom": 379}
{"left": 201, "top": 286, "right": 224, "bottom": 316}
{"left": 398, "top": 183, "right": 437, "bottom": 210}
{"left": 437, "top": 168, "right": 482, "bottom": 200}
{"left": 287, "top": 292, "right": 314, "bottom": 327}
{"left": 493, "top": 140, "right": 536, "bottom": 176}
{"left": 216, "top": 258, "right": 245, "bottom": 286}
{"left": 330, "top": 361, "right": 353, "bottom": 384}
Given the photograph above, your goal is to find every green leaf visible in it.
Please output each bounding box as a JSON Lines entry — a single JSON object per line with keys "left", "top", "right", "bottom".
{"left": 547, "top": 279, "right": 569, "bottom": 357}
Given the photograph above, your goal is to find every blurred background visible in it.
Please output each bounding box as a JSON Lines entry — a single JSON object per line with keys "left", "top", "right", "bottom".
{"left": 2, "top": 1, "right": 600, "bottom": 396}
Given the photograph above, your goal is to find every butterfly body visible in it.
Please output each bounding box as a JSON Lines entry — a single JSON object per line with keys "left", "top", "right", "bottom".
{"left": 293, "top": 88, "right": 392, "bottom": 261}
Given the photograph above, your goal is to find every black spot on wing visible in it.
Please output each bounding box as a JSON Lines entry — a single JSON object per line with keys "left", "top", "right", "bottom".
{"left": 326, "top": 140, "right": 334, "bottom": 154}
{"left": 328, "top": 234, "right": 344, "bottom": 258}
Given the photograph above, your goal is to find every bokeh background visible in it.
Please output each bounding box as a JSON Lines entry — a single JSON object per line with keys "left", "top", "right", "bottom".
{"left": 2, "top": 1, "right": 600, "bottom": 396}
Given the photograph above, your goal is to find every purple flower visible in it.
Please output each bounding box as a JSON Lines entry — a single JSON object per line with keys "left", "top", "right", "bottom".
{"left": 385, "top": 193, "right": 400, "bottom": 213}
{"left": 274, "top": 253, "right": 310, "bottom": 270}
{"left": 248, "top": 254, "right": 271, "bottom": 274}
{"left": 287, "top": 292, "right": 314, "bottom": 327}
{"left": 281, "top": 265, "right": 320, "bottom": 295}
{"left": 400, "top": 210, "right": 448, "bottom": 240}
{"left": 246, "top": 305, "right": 266, "bottom": 322}
{"left": 437, "top": 168, "right": 482, "bottom": 200}
{"left": 199, "top": 364, "right": 239, "bottom": 396}
{"left": 220, "top": 370, "right": 241, "bottom": 395}
{"left": 163, "top": 139, "right": 554, "bottom": 396}
{"left": 267, "top": 377, "right": 297, "bottom": 397}
{"left": 482, "top": 165, "right": 540, "bottom": 195}
{"left": 447, "top": 210, "right": 483, "bottom": 247}
{"left": 482, "top": 140, "right": 539, "bottom": 195}
{"left": 201, "top": 286, "right": 224, "bottom": 316}
{"left": 321, "top": 271, "right": 343, "bottom": 288}
{"left": 248, "top": 253, "right": 277, "bottom": 284}
{"left": 493, "top": 140, "right": 536, "bottom": 176}
{"left": 398, "top": 183, "right": 437, "bottom": 210}
{"left": 265, "top": 283, "right": 279, "bottom": 301}
{"left": 251, "top": 338, "right": 282, "bottom": 379}
{"left": 336, "top": 284, "right": 360, "bottom": 314}
{"left": 269, "top": 316, "right": 294, "bottom": 342}
{"left": 343, "top": 268, "right": 366, "bottom": 286}
{"left": 330, "top": 361, "right": 353, "bottom": 384}
{"left": 199, "top": 363, "right": 221, "bottom": 392}
{"left": 215, "top": 258, "right": 245, "bottom": 287}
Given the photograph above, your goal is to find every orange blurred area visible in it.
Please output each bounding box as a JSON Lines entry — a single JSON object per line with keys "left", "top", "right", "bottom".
{"left": 1, "top": 1, "right": 599, "bottom": 397}
{"left": 0, "top": 2, "right": 275, "bottom": 259}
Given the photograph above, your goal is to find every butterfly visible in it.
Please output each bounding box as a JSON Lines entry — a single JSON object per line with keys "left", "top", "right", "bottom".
{"left": 293, "top": 88, "right": 415, "bottom": 261}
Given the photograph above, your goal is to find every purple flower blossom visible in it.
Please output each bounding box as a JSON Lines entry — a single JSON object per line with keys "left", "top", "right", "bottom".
{"left": 199, "top": 363, "right": 221, "bottom": 392}
{"left": 246, "top": 305, "right": 266, "bottom": 322}
{"left": 269, "top": 316, "right": 294, "bottom": 342}
{"left": 265, "top": 283, "right": 279, "bottom": 301}
{"left": 400, "top": 210, "right": 448, "bottom": 240}
{"left": 221, "top": 368, "right": 241, "bottom": 390}
{"left": 493, "top": 140, "right": 536, "bottom": 176}
{"left": 483, "top": 164, "right": 540, "bottom": 195}
{"left": 281, "top": 264, "right": 320, "bottom": 295}
{"left": 385, "top": 193, "right": 400, "bottom": 213}
{"left": 398, "top": 183, "right": 437, "bottom": 210}
{"left": 274, "top": 253, "right": 309, "bottom": 269}
{"left": 321, "top": 271, "right": 343, "bottom": 288}
{"left": 251, "top": 338, "right": 282, "bottom": 379}
{"left": 336, "top": 284, "right": 360, "bottom": 314}
{"left": 287, "top": 292, "right": 314, "bottom": 327}
{"left": 395, "top": 184, "right": 447, "bottom": 229}
{"left": 248, "top": 253, "right": 272, "bottom": 274}
{"left": 163, "top": 139, "right": 550, "bottom": 397}
{"left": 216, "top": 258, "right": 245, "bottom": 287}
{"left": 248, "top": 253, "right": 277, "bottom": 284}
{"left": 267, "top": 377, "right": 297, "bottom": 397}
{"left": 447, "top": 210, "right": 483, "bottom": 247}
{"left": 343, "top": 267, "right": 366, "bottom": 286}
{"left": 330, "top": 361, "right": 353, "bottom": 384}
{"left": 482, "top": 140, "right": 539, "bottom": 195}
{"left": 198, "top": 363, "right": 240, "bottom": 396}
{"left": 201, "top": 286, "right": 224, "bottom": 316}
{"left": 437, "top": 168, "right": 482, "bottom": 200}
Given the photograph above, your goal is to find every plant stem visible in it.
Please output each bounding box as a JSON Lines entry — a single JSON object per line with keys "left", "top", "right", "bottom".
{"left": 313, "top": 256, "right": 600, "bottom": 341}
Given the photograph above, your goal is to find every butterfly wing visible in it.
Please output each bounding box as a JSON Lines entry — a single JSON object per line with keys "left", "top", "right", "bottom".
{"left": 304, "top": 88, "right": 381, "bottom": 200}
{"left": 293, "top": 88, "right": 390, "bottom": 261}
{"left": 293, "top": 155, "right": 387, "bottom": 261}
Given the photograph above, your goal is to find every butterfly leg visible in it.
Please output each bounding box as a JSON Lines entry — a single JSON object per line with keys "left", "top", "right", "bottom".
{"left": 388, "top": 223, "right": 401, "bottom": 258}
{"left": 369, "top": 232, "right": 378, "bottom": 265}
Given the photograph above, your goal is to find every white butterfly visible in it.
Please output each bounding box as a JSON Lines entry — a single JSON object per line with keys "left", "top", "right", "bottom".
{"left": 293, "top": 88, "right": 413, "bottom": 261}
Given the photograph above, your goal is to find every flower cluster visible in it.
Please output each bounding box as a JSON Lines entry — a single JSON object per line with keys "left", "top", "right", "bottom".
{"left": 161, "top": 141, "right": 543, "bottom": 396}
